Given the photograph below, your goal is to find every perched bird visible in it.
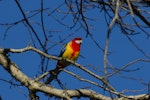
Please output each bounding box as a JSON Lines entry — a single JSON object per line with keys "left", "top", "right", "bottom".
{"left": 45, "top": 37, "right": 82, "bottom": 84}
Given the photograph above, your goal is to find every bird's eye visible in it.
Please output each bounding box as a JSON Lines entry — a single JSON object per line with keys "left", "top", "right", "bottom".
{"left": 75, "top": 40, "right": 82, "bottom": 44}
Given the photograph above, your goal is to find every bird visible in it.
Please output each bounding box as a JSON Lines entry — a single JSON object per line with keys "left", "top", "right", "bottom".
{"left": 45, "top": 37, "right": 82, "bottom": 84}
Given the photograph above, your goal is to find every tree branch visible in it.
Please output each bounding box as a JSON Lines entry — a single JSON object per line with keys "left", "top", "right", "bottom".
{"left": 0, "top": 48, "right": 149, "bottom": 99}
{"left": 6, "top": 46, "right": 117, "bottom": 93}
{"left": 0, "top": 48, "right": 111, "bottom": 99}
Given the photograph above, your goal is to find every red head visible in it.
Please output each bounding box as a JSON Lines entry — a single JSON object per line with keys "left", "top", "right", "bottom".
{"left": 71, "top": 37, "right": 82, "bottom": 51}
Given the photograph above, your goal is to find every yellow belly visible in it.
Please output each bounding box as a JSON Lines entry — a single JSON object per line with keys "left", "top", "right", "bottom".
{"left": 62, "top": 44, "right": 79, "bottom": 61}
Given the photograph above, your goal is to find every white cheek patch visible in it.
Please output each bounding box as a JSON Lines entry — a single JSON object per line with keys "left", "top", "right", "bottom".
{"left": 75, "top": 40, "right": 82, "bottom": 44}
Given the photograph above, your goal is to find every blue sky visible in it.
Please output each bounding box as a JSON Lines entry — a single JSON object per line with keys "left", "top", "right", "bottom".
{"left": 0, "top": 0, "right": 150, "bottom": 100}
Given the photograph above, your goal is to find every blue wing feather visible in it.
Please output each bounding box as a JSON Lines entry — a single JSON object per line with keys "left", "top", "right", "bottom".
{"left": 59, "top": 44, "right": 67, "bottom": 57}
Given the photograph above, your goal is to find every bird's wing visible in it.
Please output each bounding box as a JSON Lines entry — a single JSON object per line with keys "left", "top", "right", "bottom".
{"left": 59, "top": 43, "right": 67, "bottom": 57}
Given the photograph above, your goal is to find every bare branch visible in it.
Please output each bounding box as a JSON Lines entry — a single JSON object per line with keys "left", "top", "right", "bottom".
{"left": 126, "top": 35, "right": 150, "bottom": 58}
{"left": 107, "top": 58, "right": 150, "bottom": 77}
{"left": 5, "top": 46, "right": 117, "bottom": 93}
{"left": 0, "top": 49, "right": 149, "bottom": 99}
{"left": 63, "top": 69, "right": 123, "bottom": 96}
{"left": 14, "top": 0, "right": 45, "bottom": 49}
{"left": 103, "top": 0, "right": 120, "bottom": 86}
{"left": 0, "top": 49, "right": 112, "bottom": 99}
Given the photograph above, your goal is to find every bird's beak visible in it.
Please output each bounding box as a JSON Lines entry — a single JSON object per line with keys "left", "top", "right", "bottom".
{"left": 79, "top": 40, "right": 82, "bottom": 45}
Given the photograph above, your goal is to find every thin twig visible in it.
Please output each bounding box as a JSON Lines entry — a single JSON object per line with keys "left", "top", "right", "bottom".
{"left": 63, "top": 69, "right": 124, "bottom": 97}
{"left": 35, "top": 71, "right": 50, "bottom": 81}
{"left": 107, "top": 58, "right": 150, "bottom": 77}
{"left": 103, "top": 0, "right": 120, "bottom": 82}
{"left": 126, "top": 0, "right": 134, "bottom": 17}
{"left": 15, "top": 0, "right": 45, "bottom": 49}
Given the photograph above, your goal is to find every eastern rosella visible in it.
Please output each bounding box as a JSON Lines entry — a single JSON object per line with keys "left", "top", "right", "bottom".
{"left": 45, "top": 37, "right": 82, "bottom": 84}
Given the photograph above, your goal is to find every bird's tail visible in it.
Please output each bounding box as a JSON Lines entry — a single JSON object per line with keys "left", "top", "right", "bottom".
{"left": 45, "top": 68, "right": 61, "bottom": 84}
